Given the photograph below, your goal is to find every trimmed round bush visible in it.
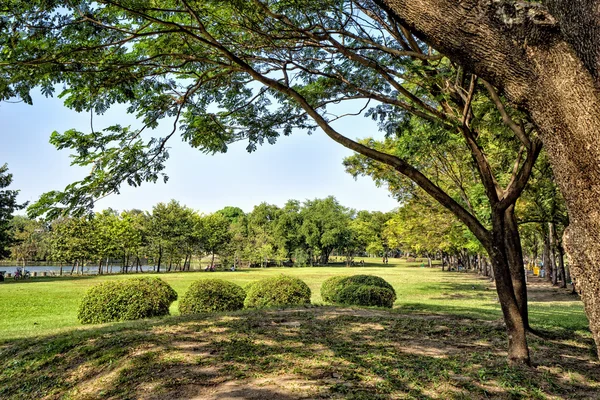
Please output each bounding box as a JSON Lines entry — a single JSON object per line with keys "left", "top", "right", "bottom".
{"left": 179, "top": 279, "right": 246, "bottom": 314}
{"left": 321, "top": 275, "right": 397, "bottom": 308}
{"left": 244, "top": 275, "right": 311, "bottom": 308}
{"left": 320, "top": 275, "right": 348, "bottom": 303}
{"left": 77, "top": 277, "right": 177, "bottom": 324}
{"left": 334, "top": 284, "right": 396, "bottom": 308}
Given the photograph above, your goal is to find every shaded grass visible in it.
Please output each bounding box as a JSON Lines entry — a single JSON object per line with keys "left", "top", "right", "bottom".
{"left": 0, "top": 308, "right": 597, "bottom": 399}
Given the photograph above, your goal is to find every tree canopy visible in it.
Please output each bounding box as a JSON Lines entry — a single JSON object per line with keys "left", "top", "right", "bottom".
{"left": 0, "top": 164, "right": 25, "bottom": 258}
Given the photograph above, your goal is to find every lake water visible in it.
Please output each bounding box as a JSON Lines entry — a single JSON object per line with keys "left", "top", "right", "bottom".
{"left": 0, "top": 265, "right": 160, "bottom": 276}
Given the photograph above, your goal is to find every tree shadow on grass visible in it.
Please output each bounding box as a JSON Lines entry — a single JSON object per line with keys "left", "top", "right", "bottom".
{"left": 0, "top": 307, "right": 598, "bottom": 399}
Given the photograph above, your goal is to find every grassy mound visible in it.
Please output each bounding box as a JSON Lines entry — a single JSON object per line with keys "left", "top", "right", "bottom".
{"left": 0, "top": 307, "right": 596, "bottom": 400}
{"left": 244, "top": 275, "right": 311, "bottom": 308}
{"left": 77, "top": 277, "right": 177, "bottom": 324}
{"left": 179, "top": 279, "right": 246, "bottom": 314}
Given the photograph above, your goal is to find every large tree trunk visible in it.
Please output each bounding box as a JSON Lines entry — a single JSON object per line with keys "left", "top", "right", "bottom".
{"left": 377, "top": 0, "right": 600, "bottom": 359}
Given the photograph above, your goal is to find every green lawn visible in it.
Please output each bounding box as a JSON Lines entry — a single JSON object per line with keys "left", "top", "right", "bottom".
{"left": 1, "top": 259, "right": 597, "bottom": 399}
{"left": 0, "top": 258, "right": 588, "bottom": 340}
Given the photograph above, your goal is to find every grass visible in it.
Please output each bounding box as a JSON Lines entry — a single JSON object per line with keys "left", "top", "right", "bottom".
{"left": 0, "top": 258, "right": 587, "bottom": 340}
{"left": 0, "top": 258, "right": 597, "bottom": 399}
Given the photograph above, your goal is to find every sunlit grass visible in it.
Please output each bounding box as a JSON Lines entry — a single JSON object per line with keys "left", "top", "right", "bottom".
{"left": 0, "top": 258, "right": 587, "bottom": 340}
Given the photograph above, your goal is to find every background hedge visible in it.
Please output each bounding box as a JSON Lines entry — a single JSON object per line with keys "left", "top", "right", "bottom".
{"left": 320, "top": 275, "right": 396, "bottom": 308}
{"left": 179, "top": 279, "right": 246, "bottom": 314}
{"left": 320, "top": 275, "right": 348, "bottom": 303}
{"left": 77, "top": 277, "right": 177, "bottom": 324}
{"left": 244, "top": 275, "right": 311, "bottom": 308}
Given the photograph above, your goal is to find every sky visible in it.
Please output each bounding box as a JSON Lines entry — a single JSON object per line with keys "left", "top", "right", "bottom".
{"left": 0, "top": 93, "right": 399, "bottom": 215}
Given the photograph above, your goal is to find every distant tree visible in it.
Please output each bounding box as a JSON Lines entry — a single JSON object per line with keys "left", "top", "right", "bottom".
{"left": 9, "top": 216, "right": 49, "bottom": 264}
{"left": 301, "top": 197, "right": 353, "bottom": 265}
{"left": 148, "top": 200, "right": 196, "bottom": 272}
{"left": 196, "top": 213, "right": 232, "bottom": 268}
{"left": 350, "top": 211, "right": 391, "bottom": 257}
{"left": 246, "top": 203, "right": 281, "bottom": 267}
{"left": 217, "top": 206, "right": 246, "bottom": 222}
{"left": 49, "top": 217, "right": 94, "bottom": 274}
{"left": 119, "top": 210, "right": 146, "bottom": 272}
{"left": 274, "top": 200, "right": 304, "bottom": 263}
{"left": 217, "top": 207, "right": 249, "bottom": 268}
{"left": 0, "top": 164, "right": 26, "bottom": 258}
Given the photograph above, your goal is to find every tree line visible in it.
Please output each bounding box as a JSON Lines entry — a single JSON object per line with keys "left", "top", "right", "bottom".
{"left": 6, "top": 190, "right": 568, "bottom": 285}
{"left": 6, "top": 197, "right": 389, "bottom": 272}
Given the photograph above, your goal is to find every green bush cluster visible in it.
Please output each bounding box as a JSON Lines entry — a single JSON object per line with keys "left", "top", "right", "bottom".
{"left": 179, "top": 279, "right": 246, "bottom": 314}
{"left": 244, "top": 275, "right": 311, "bottom": 308}
{"left": 320, "top": 275, "right": 396, "bottom": 308}
{"left": 77, "top": 277, "right": 177, "bottom": 324}
{"left": 320, "top": 275, "right": 348, "bottom": 303}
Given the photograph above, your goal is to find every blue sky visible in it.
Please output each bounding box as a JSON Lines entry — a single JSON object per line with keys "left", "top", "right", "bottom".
{"left": 0, "top": 94, "right": 399, "bottom": 215}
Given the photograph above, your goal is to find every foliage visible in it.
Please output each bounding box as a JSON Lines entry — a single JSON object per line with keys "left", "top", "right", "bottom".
{"left": 179, "top": 279, "right": 246, "bottom": 314}
{"left": 320, "top": 276, "right": 349, "bottom": 303}
{"left": 18, "top": 196, "right": 407, "bottom": 268}
{"left": 333, "top": 284, "right": 396, "bottom": 308}
{"left": 9, "top": 216, "right": 49, "bottom": 262}
{"left": 244, "top": 275, "right": 311, "bottom": 308}
{"left": 196, "top": 213, "right": 232, "bottom": 258}
{"left": 300, "top": 197, "right": 354, "bottom": 264}
{"left": 77, "top": 277, "right": 177, "bottom": 324}
{"left": 0, "top": 164, "right": 25, "bottom": 258}
{"left": 322, "top": 275, "right": 397, "bottom": 308}
{"left": 49, "top": 217, "right": 95, "bottom": 265}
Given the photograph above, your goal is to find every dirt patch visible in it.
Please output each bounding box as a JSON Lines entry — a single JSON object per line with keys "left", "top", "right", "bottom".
{"left": 527, "top": 276, "right": 580, "bottom": 303}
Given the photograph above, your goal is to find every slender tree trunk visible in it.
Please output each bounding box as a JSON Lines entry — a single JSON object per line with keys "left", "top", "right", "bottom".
{"left": 557, "top": 244, "right": 567, "bottom": 289}
{"left": 157, "top": 246, "right": 162, "bottom": 273}
{"left": 542, "top": 230, "right": 552, "bottom": 282}
{"left": 548, "top": 223, "right": 559, "bottom": 285}
{"left": 504, "top": 206, "right": 529, "bottom": 328}
{"left": 488, "top": 244, "right": 531, "bottom": 365}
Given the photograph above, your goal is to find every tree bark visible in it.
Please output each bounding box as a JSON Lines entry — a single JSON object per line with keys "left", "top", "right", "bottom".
{"left": 377, "top": 0, "right": 600, "bottom": 359}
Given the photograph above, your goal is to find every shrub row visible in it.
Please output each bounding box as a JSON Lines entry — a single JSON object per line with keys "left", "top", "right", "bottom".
{"left": 78, "top": 273, "right": 395, "bottom": 325}
{"left": 78, "top": 274, "right": 312, "bottom": 324}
